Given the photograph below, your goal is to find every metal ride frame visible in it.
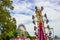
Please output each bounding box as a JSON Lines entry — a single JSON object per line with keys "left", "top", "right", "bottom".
{"left": 32, "top": 6, "right": 52, "bottom": 40}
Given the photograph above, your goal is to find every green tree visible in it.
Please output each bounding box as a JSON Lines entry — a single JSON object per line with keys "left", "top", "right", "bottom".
{"left": 54, "top": 35, "right": 58, "bottom": 39}
{"left": 0, "top": 0, "right": 16, "bottom": 40}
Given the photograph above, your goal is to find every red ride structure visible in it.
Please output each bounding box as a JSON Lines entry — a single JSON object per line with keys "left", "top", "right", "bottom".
{"left": 32, "top": 6, "right": 53, "bottom": 40}
{"left": 32, "top": 6, "right": 46, "bottom": 40}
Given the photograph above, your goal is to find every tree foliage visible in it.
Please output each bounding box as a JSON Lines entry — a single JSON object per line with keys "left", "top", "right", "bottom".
{"left": 0, "top": 0, "right": 16, "bottom": 40}
{"left": 54, "top": 35, "right": 59, "bottom": 38}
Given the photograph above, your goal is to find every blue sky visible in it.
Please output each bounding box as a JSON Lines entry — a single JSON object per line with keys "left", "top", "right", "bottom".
{"left": 10, "top": 0, "right": 60, "bottom": 37}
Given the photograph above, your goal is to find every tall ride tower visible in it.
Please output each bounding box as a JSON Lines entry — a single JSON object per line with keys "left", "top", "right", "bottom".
{"left": 32, "top": 6, "right": 45, "bottom": 40}
{"left": 36, "top": 6, "right": 45, "bottom": 40}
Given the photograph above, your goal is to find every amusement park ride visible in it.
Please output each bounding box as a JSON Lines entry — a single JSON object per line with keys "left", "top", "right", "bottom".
{"left": 10, "top": 6, "right": 53, "bottom": 40}
{"left": 32, "top": 6, "right": 52, "bottom": 40}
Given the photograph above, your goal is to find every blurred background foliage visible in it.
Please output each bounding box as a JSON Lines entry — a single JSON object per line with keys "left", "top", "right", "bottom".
{"left": 0, "top": 0, "right": 16, "bottom": 40}
{"left": 0, "top": 0, "right": 34, "bottom": 40}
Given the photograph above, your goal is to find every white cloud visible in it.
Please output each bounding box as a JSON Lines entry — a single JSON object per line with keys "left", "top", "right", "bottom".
{"left": 43, "top": 7, "right": 60, "bottom": 20}
{"left": 11, "top": 14, "right": 32, "bottom": 26}
{"left": 13, "top": 3, "right": 32, "bottom": 13}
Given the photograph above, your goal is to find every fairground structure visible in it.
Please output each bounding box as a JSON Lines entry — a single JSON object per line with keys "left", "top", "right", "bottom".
{"left": 32, "top": 6, "right": 53, "bottom": 40}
